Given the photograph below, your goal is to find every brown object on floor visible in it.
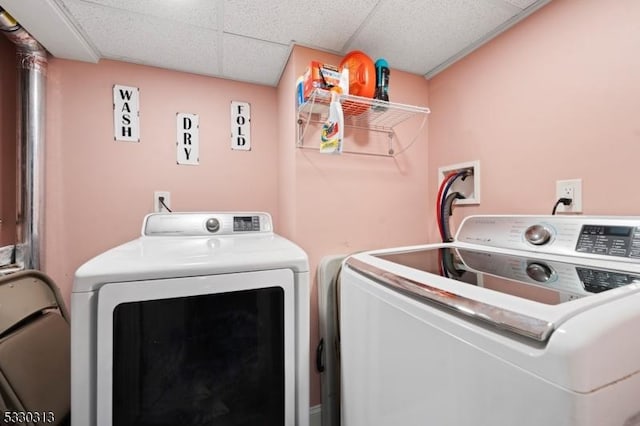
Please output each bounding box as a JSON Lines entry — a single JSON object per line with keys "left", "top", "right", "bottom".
{"left": 0, "top": 270, "right": 70, "bottom": 426}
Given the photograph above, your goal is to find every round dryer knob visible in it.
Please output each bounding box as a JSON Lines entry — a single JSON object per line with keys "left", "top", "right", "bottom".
{"left": 205, "top": 218, "right": 220, "bottom": 233}
{"left": 524, "top": 224, "right": 552, "bottom": 245}
{"left": 526, "top": 262, "right": 554, "bottom": 283}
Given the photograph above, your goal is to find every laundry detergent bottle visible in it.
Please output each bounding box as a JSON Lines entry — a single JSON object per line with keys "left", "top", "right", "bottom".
{"left": 320, "top": 87, "right": 344, "bottom": 154}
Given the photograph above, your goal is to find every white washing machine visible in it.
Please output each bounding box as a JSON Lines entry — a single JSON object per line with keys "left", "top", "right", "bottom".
{"left": 340, "top": 215, "right": 640, "bottom": 426}
{"left": 71, "top": 212, "right": 309, "bottom": 426}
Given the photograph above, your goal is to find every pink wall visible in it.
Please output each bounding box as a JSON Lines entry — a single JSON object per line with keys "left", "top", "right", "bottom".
{"left": 278, "top": 45, "right": 430, "bottom": 405}
{"left": 428, "top": 0, "right": 640, "bottom": 239}
{"left": 43, "top": 50, "right": 429, "bottom": 409}
{"left": 45, "top": 59, "right": 280, "bottom": 304}
{"left": 0, "top": 36, "right": 17, "bottom": 247}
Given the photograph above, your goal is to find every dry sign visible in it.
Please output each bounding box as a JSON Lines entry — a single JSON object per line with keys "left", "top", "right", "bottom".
{"left": 113, "top": 84, "right": 140, "bottom": 142}
{"left": 231, "top": 101, "right": 251, "bottom": 151}
{"left": 177, "top": 113, "right": 199, "bottom": 165}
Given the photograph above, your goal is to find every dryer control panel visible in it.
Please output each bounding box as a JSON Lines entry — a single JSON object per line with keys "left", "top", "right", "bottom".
{"left": 143, "top": 212, "right": 273, "bottom": 236}
{"left": 456, "top": 215, "right": 640, "bottom": 263}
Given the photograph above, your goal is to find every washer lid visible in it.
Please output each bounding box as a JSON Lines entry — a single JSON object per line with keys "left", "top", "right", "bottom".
{"left": 346, "top": 245, "right": 640, "bottom": 342}
{"left": 345, "top": 245, "right": 640, "bottom": 393}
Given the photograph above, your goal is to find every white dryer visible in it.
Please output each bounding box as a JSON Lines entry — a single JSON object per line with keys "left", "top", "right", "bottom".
{"left": 340, "top": 215, "right": 640, "bottom": 426}
{"left": 71, "top": 212, "right": 309, "bottom": 426}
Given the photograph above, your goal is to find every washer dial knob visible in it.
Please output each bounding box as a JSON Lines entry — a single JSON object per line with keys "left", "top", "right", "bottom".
{"left": 524, "top": 224, "right": 552, "bottom": 245}
{"left": 205, "top": 218, "right": 220, "bottom": 233}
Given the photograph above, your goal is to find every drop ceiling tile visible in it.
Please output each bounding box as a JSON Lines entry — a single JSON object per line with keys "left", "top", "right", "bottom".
{"left": 223, "top": 0, "right": 378, "bottom": 51}
{"left": 63, "top": 0, "right": 219, "bottom": 76}
{"left": 64, "top": 0, "right": 219, "bottom": 29}
{"left": 348, "top": 0, "right": 519, "bottom": 75}
{"left": 222, "top": 33, "right": 291, "bottom": 86}
{"left": 34, "top": 0, "right": 550, "bottom": 86}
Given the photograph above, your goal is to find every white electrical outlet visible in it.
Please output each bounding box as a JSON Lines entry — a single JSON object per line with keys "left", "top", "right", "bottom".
{"left": 555, "top": 179, "right": 582, "bottom": 213}
{"left": 153, "top": 191, "right": 171, "bottom": 213}
{"left": 437, "top": 160, "right": 480, "bottom": 205}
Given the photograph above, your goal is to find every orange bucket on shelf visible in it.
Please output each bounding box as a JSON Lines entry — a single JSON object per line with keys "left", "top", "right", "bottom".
{"left": 339, "top": 50, "right": 376, "bottom": 116}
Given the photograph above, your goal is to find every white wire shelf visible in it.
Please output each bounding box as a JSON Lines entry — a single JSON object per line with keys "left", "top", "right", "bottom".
{"left": 296, "top": 88, "right": 430, "bottom": 156}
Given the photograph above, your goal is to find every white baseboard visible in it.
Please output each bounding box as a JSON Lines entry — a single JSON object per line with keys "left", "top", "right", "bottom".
{"left": 310, "top": 404, "right": 322, "bottom": 426}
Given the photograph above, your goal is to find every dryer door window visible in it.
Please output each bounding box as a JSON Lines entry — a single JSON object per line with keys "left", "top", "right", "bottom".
{"left": 94, "top": 270, "right": 296, "bottom": 426}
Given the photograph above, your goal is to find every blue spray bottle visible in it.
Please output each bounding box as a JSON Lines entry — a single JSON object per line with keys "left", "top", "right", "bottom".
{"left": 373, "top": 58, "right": 389, "bottom": 111}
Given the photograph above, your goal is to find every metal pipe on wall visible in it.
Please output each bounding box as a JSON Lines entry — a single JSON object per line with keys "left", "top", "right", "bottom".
{"left": 0, "top": 8, "right": 47, "bottom": 271}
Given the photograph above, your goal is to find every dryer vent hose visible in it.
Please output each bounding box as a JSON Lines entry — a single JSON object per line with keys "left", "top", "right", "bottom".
{"left": 442, "top": 192, "right": 464, "bottom": 242}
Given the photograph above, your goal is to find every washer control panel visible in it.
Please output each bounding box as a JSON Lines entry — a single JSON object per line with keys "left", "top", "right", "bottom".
{"left": 576, "top": 225, "right": 640, "bottom": 258}
{"left": 456, "top": 215, "right": 640, "bottom": 262}
{"left": 524, "top": 224, "right": 553, "bottom": 246}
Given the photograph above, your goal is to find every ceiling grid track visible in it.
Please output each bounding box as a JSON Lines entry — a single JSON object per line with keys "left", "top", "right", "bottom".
{"left": 340, "top": 0, "right": 386, "bottom": 53}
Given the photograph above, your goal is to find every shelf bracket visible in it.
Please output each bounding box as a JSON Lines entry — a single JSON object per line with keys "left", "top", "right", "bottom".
{"left": 297, "top": 118, "right": 305, "bottom": 147}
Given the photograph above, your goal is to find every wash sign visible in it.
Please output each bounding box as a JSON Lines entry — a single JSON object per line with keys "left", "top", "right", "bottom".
{"left": 177, "top": 113, "right": 199, "bottom": 165}
{"left": 113, "top": 85, "right": 140, "bottom": 142}
{"left": 231, "top": 101, "right": 251, "bottom": 151}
